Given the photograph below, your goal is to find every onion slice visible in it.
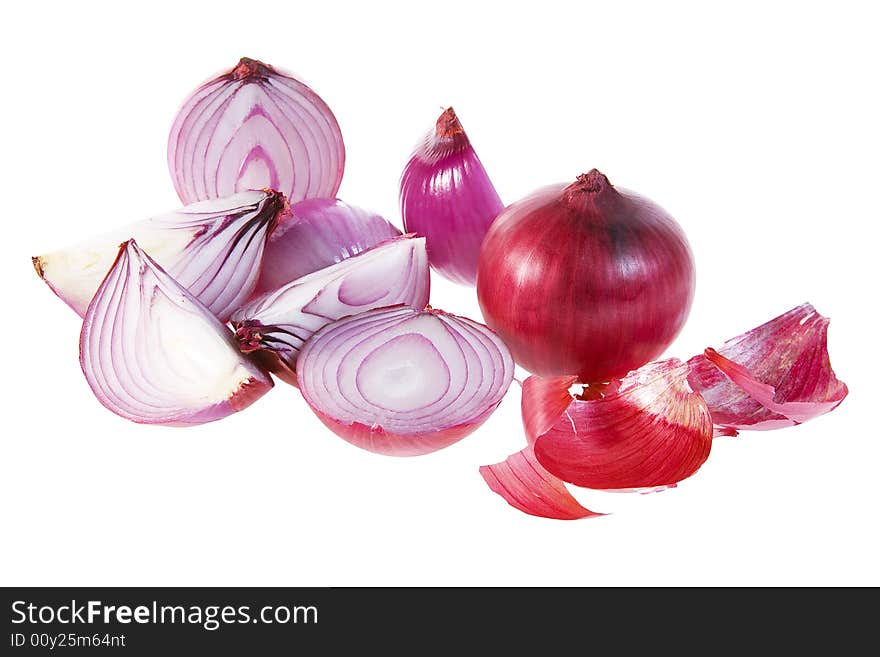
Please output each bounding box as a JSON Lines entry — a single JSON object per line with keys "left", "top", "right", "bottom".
{"left": 232, "top": 236, "right": 430, "bottom": 386}
{"left": 255, "top": 197, "right": 401, "bottom": 295}
{"left": 480, "top": 447, "right": 602, "bottom": 520}
{"left": 168, "top": 57, "right": 344, "bottom": 205}
{"left": 297, "top": 306, "right": 514, "bottom": 456}
{"left": 80, "top": 240, "right": 273, "bottom": 426}
{"left": 687, "top": 303, "right": 848, "bottom": 430}
{"left": 34, "top": 190, "right": 283, "bottom": 321}
{"left": 529, "top": 359, "right": 714, "bottom": 489}
{"left": 400, "top": 107, "right": 503, "bottom": 285}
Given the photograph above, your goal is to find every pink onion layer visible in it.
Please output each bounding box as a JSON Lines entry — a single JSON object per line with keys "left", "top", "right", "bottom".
{"left": 33, "top": 190, "right": 283, "bottom": 322}
{"left": 687, "top": 303, "right": 848, "bottom": 430}
{"left": 232, "top": 236, "right": 430, "bottom": 386}
{"left": 80, "top": 240, "right": 273, "bottom": 426}
{"left": 480, "top": 447, "right": 602, "bottom": 520}
{"left": 529, "top": 359, "right": 713, "bottom": 489}
{"left": 400, "top": 107, "right": 503, "bottom": 285}
{"left": 297, "top": 306, "right": 514, "bottom": 456}
{"left": 168, "top": 57, "right": 344, "bottom": 205}
{"left": 255, "top": 197, "right": 401, "bottom": 295}
{"left": 477, "top": 169, "right": 695, "bottom": 383}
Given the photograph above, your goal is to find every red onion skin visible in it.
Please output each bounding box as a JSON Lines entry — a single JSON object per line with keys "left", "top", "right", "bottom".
{"left": 687, "top": 303, "right": 847, "bottom": 430}
{"left": 168, "top": 57, "right": 344, "bottom": 205}
{"left": 255, "top": 198, "right": 401, "bottom": 295}
{"left": 529, "top": 359, "right": 713, "bottom": 490}
{"left": 480, "top": 447, "right": 602, "bottom": 520}
{"left": 400, "top": 108, "right": 503, "bottom": 285}
{"left": 477, "top": 170, "right": 695, "bottom": 383}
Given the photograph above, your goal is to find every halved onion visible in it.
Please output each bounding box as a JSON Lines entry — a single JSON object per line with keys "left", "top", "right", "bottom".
{"left": 297, "top": 306, "right": 515, "bottom": 456}
{"left": 34, "top": 190, "right": 283, "bottom": 321}
{"left": 529, "top": 359, "right": 714, "bottom": 489}
{"left": 480, "top": 447, "right": 602, "bottom": 520}
{"left": 255, "top": 197, "right": 401, "bottom": 295}
{"left": 687, "top": 303, "right": 848, "bottom": 430}
{"left": 232, "top": 236, "right": 430, "bottom": 386}
{"left": 80, "top": 240, "right": 273, "bottom": 426}
{"left": 168, "top": 57, "right": 344, "bottom": 205}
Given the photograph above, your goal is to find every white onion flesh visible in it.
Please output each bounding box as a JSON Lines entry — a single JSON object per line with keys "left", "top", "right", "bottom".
{"left": 232, "top": 236, "right": 430, "bottom": 384}
{"left": 80, "top": 240, "right": 273, "bottom": 426}
{"left": 34, "top": 190, "right": 283, "bottom": 321}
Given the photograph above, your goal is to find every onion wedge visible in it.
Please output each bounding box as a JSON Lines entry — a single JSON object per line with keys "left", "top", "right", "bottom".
{"left": 232, "top": 236, "right": 429, "bottom": 386}
{"left": 687, "top": 303, "right": 848, "bottom": 430}
{"left": 34, "top": 190, "right": 283, "bottom": 321}
{"left": 80, "top": 240, "right": 273, "bottom": 426}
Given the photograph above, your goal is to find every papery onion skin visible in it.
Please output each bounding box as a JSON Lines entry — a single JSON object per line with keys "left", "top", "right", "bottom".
{"left": 168, "top": 57, "right": 344, "bottom": 205}
{"left": 400, "top": 107, "right": 503, "bottom": 285}
{"left": 480, "top": 447, "right": 602, "bottom": 520}
{"left": 477, "top": 169, "right": 695, "bottom": 383}
{"left": 529, "top": 359, "right": 713, "bottom": 489}
{"left": 255, "top": 197, "right": 401, "bottom": 295}
{"left": 232, "top": 236, "right": 430, "bottom": 386}
{"left": 687, "top": 303, "right": 848, "bottom": 430}
{"left": 34, "top": 190, "right": 284, "bottom": 322}
{"left": 297, "top": 306, "right": 514, "bottom": 456}
{"left": 80, "top": 240, "right": 273, "bottom": 426}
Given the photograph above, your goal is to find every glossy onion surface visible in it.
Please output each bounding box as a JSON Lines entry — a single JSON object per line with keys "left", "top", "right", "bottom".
{"left": 477, "top": 169, "right": 695, "bottom": 383}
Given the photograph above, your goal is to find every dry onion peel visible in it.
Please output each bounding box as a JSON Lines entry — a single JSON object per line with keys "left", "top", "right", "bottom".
{"left": 528, "top": 359, "right": 713, "bottom": 490}
{"left": 80, "top": 240, "right": 273, "bottom": 426}
{"left": 34, "top": 190, "right": 283, "bottom": 322}
{"left": 480, "top": 447, "right": 602, "bottom": 521}
{"left": 256, "top": 197, "right": 401, "bottom": 295}
{"left": 297, "top": 306, "right": 514, "bottom": 456}
{"left": 687, "top": 303, "right": 848, "bottom": 430}
{"left": 232, "top": 235, "right": 430, "bottom": 386}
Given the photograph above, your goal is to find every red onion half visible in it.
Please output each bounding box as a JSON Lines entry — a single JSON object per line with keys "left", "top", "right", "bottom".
{"left": 400, "top": 108, "right": 503, "bottom": 285}
{"left": 255, "top": 197, "right": 401, "bottom": 295}
{"left": 168, "top": 57, "right": 344, "bottom": 205}
{"left": 80, "top": 240, "right": 273, "bottom": 426}
{"left": 298, "top": 306, "right": 514, "bottom": 456}
{"left": 688, "top": 303, "right": 848, "bottom": 430}
{"left": 477, "top": 169, "right": 695, "bottom": 383}
{"left": 33, "top": 190, "right": 283, "bottom": 322}
{"left": 232, "top": 236, "right": 430, "bottom": 386}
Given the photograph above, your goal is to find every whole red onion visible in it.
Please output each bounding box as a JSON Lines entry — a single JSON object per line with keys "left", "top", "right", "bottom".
{"left": 477, "top": 169, "right": 695, "bottom": 383}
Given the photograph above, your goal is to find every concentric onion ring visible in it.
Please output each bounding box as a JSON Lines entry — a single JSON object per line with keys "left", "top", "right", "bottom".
{"left": 168, "top": 57, "right": 344, "bottom": 205}
{"left": 297, "top": 306, "right": 514, "bottom": 456}
{"left": 80, "top": 240, "right": 273, "bottom": 426}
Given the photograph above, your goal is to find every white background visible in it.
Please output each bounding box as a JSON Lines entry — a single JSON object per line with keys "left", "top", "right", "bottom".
{"left": 1, "top": 0, "right": 877, "bottom": 586}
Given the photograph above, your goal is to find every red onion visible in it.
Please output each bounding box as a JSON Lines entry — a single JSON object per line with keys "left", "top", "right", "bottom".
{"left": 168, "top": 57, "right": 344, "bottom": 205}
{"left": 477, "top": 169, "right": 695, "bottom": 383}
{"left": 34, "top": 190, "right": 283, "bottom": 322}
{"left": 80, "top": 240, "right": 273, "bottom": 426}
{"left": 480, "top": 447, "right": 602, "bottom": 521}
{"left": 232, "top": 236, "right": 430, "bottom": 386}
{"left": 688, "top": 303, "right": 848, "bottom": 430}
{"left": 297, "top": 306, "right": 514, "bottom": 456}
{"left": 400, "top": 107, "right": 503, "bottom": 285}
{"left": 255, "top": 197, "right": 401, "bottom": 295}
